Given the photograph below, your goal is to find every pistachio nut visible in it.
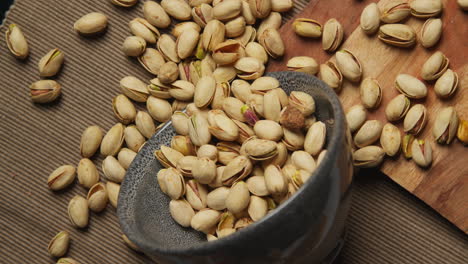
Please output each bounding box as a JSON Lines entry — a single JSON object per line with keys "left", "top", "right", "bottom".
{"left": 207, "top": 234, "right": 218, "bottom": 241}
{"left": 380, "top": 1, "right": 410, "bottom": 23}
{"left": 360, "top": 3, "right": 381, "bottom": 35}
{"left": 172, "top": 22, "right": 202, "bottom": 38}
{"left": 234, "top": 217, "right": 254, "bottom": 230}
{"left": 189, "top": 113, "right": 212, "bottom": 146}
{"left": 194, "top": 76, "right": 217, "bottom": 109}
{"left": 106, "top": 181, "right": 120, "bottom": 208}
{"left": 458, "top": 0, "right": 468, "bottom": 10}
{"left": 138, "top": 48, "right": 165, "bottom": 76}
{"left": 322, "top": 18, "right": 344, "bottom": 52}
{"left": 155, "top": 145, "right": 184, "bottom": 168}
{"left": 402, "top": 134, "right": 415, "bottom": 159}
{"left": 30, "top": 80, "right": 61, "bottom": 103}
{"left": 176, "top": 29, "right": 200, "bottom": 60}
{"left": 244, "top": 42, "right": 267, "bottom": 65}
{"left": 411, "top": 139, "right": 432, "bottom": 168}
{"left": 87, "top": 183, "right": 108, "bottom": 212}
{"left": 287, "top": 56, "right": 319, "bottom": 75}
{"left": 192, "top": 4, "right": 213, "bottom": 27}
{"left": 120, "top": 76, "right": 149, "bottom": 102}
{"left": 360, "top": 78, "right": 382, "bottom": 109}
{"left": 134, "top": 111, "right": 155, "bottom": 139}
{"left": 336, "top": 49, "right": 362, "bottom": 82}
{"left": 304, "top": 116, "right": 317, "bottom": 130}
{"left": 264, "top": 164, "right": 287, "bottom": 195}
{"left": 47, "top": 165, "right": 76, "bottom": 191}
{"left": 211, "top": 82, "right": 231, "bottom": 109}
{"left": 272, "top": 0, "right": 293, "bottom": 12}
{"left": 212, "top": 40, "right": 245, "bottom": 65}
{"left": 112, "top": 0, "right": 138, "bottom": 7}
{"left": 176, "top": 155, "right": 198, "bottom": 177}
{"left": 124, "top": 125, "right": 146, "bottom": 152}
{"left": 279, "top": 106, "right": 305, "bottom": 130}
{"left": 222, "top": 97, "right": 246, "bottom": 122}
{"left": 102, "top": 156, "right": 126, "bottom": 183}
{"left": 158, "top": 34, "right": 180, "bottom": 63}
{"left": 234, "top": 57, "right": 265, "bottom": 80}
{"left": 168, "top": 80, "right": 196, "bottom": 101}
{"left": 208, "top": 166, "right": 225, "bottom": 188}
{"left": 222, "top": 155, "right": 253, "bottom": 185}
{"left": 185, "top": 179, "right": 208, "bottom": 210}
{"left": 457, "top": 119, "right": 468, "bottom": 145}
{"left": 403, "top": 104, "right": 427, "bottom": 135}
{"left": 197, "top": 144, "right": 218, "bottom": 161}
{"left": 192, "top": 157, "right": 217, "bottom": 184}
{"left": 147, "top": 96, "right": 172, "bottom": 123}
{"left": 213, "top": 66, "right": 237, "bottom": 83}
{"left": 385, "top": 94, "right": 410, "bottom": 122}
{"left": 217, "top": 142, "right": 241, "bottom": 165}
{"left": 419, "top": 18, "right": 442, "bottom": 48}
{"left": 231, "top": 79, "right": 252, "bottom": 103}
{"left": 246, "top": 176, "right": 269, "bottom": 196}
{"left": 252, "top": 165, "right": 265, "bottom": 176}
{"left": 48, "top": 231, "right": 70, "bottom": 258}
{"left": 289, "top": 91, "right": 315, "bottom": 116}
{"left": 191, "top": 209, "right": 221, "bottom": 233}
{"left": 244, "top": 138, "right": 278, "bottom": 161}
{"left": 157, "top": 168, "right": 185, "bottom": 199}
{"left": 206, "top": 187, "right": 230, "bottom": 210}
{"left": 5, "top": 24, "right": 29, "bottom": 59}
{"left": 346, "top": 105, "right": 367, "bottom": 133}
{"left": 208, "top": 110, "right": 239, "bottom": 141}
{"left": 172, "top": 111, "right": 190, "bottom": 136}
{"left": 317, "top": 150, "right": 327, "bottom": 165}
{"left": 304, "top": 121, "right": 326, "bottom": 156}
{"left": 74, "top": 12, "right": 108, "bottom": 35}
{"left": 257, "top": 11, "right": 282, "bottom": 38}
{"left": 354, "top": 120, "right": 383, "bottom": 148}
{"left": 395, "top": 74, "right": 427, "bottom": 99}
{"left": 250, "top": 76, "right": 280, "bottom": 94}
{"left": 378, "top": 24, "right": 416, "bottom": 48}
{"left": 282, "top": 127, "right": 305, "bottom": 151}
{"left": 187, "top": 103, "right": 210, "bottom": 118}
{"left": 421, "top": 51, "right": 449, "bottom": 81}
{"left": 249, "top": 0, "right": 272, "bottom": 18}
{"left": 112, "top": 94, "right": 136, "bottom": 125}
{"left": 118, "top": 148, "right": 137, "bottom": 169}
{"left": 291, "top": 151, "right": 316, "bottom": 173}
{"left": 157, "top": 62, "right": 178, "bottom": 85}
{"left": 225, "top": 16, "right": 246, "bottom": 38}
{"left": 275, "top": 89, "right": 289, "bottom": 108}
{"left": 410, "top": 0, "right": 443, "bottom": 18}
{"left": 57, "top": 258, "right": 80, "bottom": 264}
{"left": 248, "top": 195, "right": 268, "bottom": 221}
{"left": 171, "top": 136, "right": 196, "bottom": 156}
{"left": 292, "top": 18, "right": 322, "bottom": 38}
{"left": 282, "top": 165, "right": 300, "bottom": 190}
{"left": 253, "top": 120, "right": 283, "bottom": 141}
{"left": 79, "top": 126, "right": 102, "bottom": 158}
{"left": 172, "top": 100, "right": 190, "bottom": 112}
{"left": 68, "top": 195, "right": 89, "bottom": 228}
{"left": 77, "top": 158, "right": 99, "bottom": 189}
{"left": 203, "top": 20, "right": 226, "bottom": 51}
{"left": 353, "top": 146, "right": 385, "bottom": 168}
{"left": 234, "top": 120, "right": 256, "bottom": 144}
{"left": 122, "top": 36, "right": 146, "bottom": 57}
{"left": 217, "top": 211, "right": 236, "bottom": 236}
{"left": 380, "top": 123, "right": 401, "bottom": 156}
{"left": 433, "top": 107, "right": 459, "bottom": 145}
{"left": 263, "top": 90, "right": 281, "bottom": 121}
{"left": 258, "top": 28, "right": 285, "bottom": 58}
{"left": 161, "top": 0, "right": 192, "bottom": 20}
{"left": 240, "top": 0, "right": 256, "bottom": 24}
{"left": 38, "top": 48, "right": 64, "bottom": 77}
{"left": 319, "top": 61, "right": 343, "bottom": 92}
{"left": 169, "top": 199, "right": 195, "bottom": 227}
{"left": 122, "top": 234, "right": 141, "bottom": 252}
{"left": 213, "top": 0, "right": 242, "bottom": 21}
{"left": 143, "top": 1, "right": 171, "bottom": 28}
{"left": 225, "top": 181, "right": 250, "bottom": 214}
{"left": 235, "top": 26, "right": 257, "bottom": 46}
{"left": 434, "top": 69, "right": 458, "bottom": 98}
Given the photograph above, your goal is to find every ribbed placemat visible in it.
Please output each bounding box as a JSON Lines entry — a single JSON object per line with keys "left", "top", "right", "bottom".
{"left": 0, "top": 0, "right": 466, "bottom": 263}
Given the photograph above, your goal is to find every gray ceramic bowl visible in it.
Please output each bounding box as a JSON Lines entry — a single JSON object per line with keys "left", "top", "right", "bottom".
{"left": 118, "top": 72, "right": 353, "bottom": 264}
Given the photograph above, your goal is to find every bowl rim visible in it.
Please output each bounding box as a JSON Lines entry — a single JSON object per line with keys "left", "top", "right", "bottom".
{"left": 118, "top": 71, "right": 347, "bottom": 255}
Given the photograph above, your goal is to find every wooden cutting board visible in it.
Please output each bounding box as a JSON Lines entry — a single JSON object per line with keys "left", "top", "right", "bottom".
{"left": 268, "top": 0, "right": 468, "bottom": 233}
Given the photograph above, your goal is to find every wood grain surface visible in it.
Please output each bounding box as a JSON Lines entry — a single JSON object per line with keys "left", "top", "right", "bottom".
{"left": 268, "top": 0, "right": 468, "bottom": 233}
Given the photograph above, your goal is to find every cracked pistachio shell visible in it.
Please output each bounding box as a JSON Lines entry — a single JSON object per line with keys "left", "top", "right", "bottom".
{"left": 250, "top": 76, "right": 280, "bottom": 94}
{"left": 112, "top": 0, "right": 138, "bottom": 7}
{"left": 380, "top": 123, "right": 401, "bottom": 156}
{"left": 68, "top": 195, "right": 89, "bottom": 228}
{"left": 287, "top": 56, "right": 319, "bottom": 75}
{"left": 139, "top": 48, "right": 166, "bottom": 76}
{"left": 346, "top": 105, "right": 367, "bottom": 133}
{"left": 207, "top": 187, "right": 230, "bottom": 210}
{"left": 433, "top": 107, "right": 458, "bottom": 145}
{"left": 234, "top": 217, "right": 254, "bottom": 230}
{"left": 38, "top": 48, "right": 64, "bottom": 77}
{"left": 176, "top": 155, "right": 198, "bottom": 177}
{"left": 293, "top": 18, "right": 322, "bottom": 38}
{"left": 304, "top": 121, "right": 326, "bottom": 156}
{"left": 264, "top": 164, "right": 287, "bottom": 195}
{"left": 258, "top": 28, "right": 285, "bottom": 58}
{"left": 208, "top": 110, "right": 239, "bottom": 141}
{"left": 222, "top": 155, "right": 253, "bottom": 185}
{"left": 158, "top": 34, "right": 180, "bottom": 63}
{"left": 113, "top": 94, "right": 136, "bottom": 125}
{"left": 80, "top": 126, "right": 103, "bottom": 158}
{"left": 176, "top": 29, "right": 200, "bottom": 60}
{"left": 5, "top": 24, "right": 29, "bottom": 59}
{"left": 380, "top": 1, "right": 410, "bottom": 23}
{"left": 244, "top": 138, "right": 278, "bottom": 160}
{"left": 160, "top": 62, "right": 180, "bottom": 84}
{"left": 186, "top": 179, "right": 208, "bottom": 210}
{"left": 192, "top": 157, "right": 217, "bottom": 184}
{"left": 246, "top": 176, "right": 269, "bottom": 196}
{"left": 122, "top": 36, "right": 146, "bottom": 57}
{"left": 248, "top": 94, "right": 265, "bottom": 117}
{"left": 231, "top": 79, "right": 252, "bottom": 103}
{"left": 402, "top": 134, "right": 415, "bottom": 159}
{"left": 172, "top": 111, "right": 190, "bottom": 136}
{"left": 195, "top": 76, "right": 217, "bottom": 108}
{"left": 263, "top": 90, "right": 281, "bottom": 121}
{"left": 77, "top": 158, "right": 99, "bottom": 188}
{"left": 135, "top": 111, "right": 156, "bottom": 139}
{"left": 203, "top": 20, "right": 226, "bottom": 52}
{"left": 249, "top": 0, "right": 272, "bottom": 18}
{"left": 225, "top": 16, "right": 247, "bottom": 38}
{"left": 385, "top": 94, "right": 410, "bottom": 122}
{"left": 353, "top": 146, "right": 385, "bottom": 168}
{"left": 172, "top": 136, "right": 197, "bottom": 156}
{"left": 161, "top": 0, "right": 191, "bottom": 20}
{"left": 197, "top": 144, "right": 218, "bottom": 161}
{"left": 360, "top": 3, "right": 380, "bottom": 35}
{"left": 192, "top": 4, "right": 214, "bottom": 27}
{"left": 30, "top": 80, "right": 61, "bottom": 103}
{"left": 217, "top": 142, "right": 241, "bottom": 165}
{"left": 74, "top": 12, "right": 108, "bottom": 35}
{"left": 395, "top": 74, "right": 427, "bottom": 99}
{"left": 289, "top": 91, "right": 315, "bottom": 116}
{"left": 213, "top": 66, "right": 237, "bottom": 83}
{"left": 282, "top": 127, "right": 305, "bottom": 151}
{"left": 254, "top": 120, "right": 283, "bottom": 141}
{"left": 157, "top": 168, "right": 185, "bottom": 199}
{"left": 223, "top": 97, "right": 247, "bottom": 122}
{"left": 458, "top": 0, "right": 468, "bottom": 10}
{"left": 147, "top": 78, "right": 171, "bottom": 99}
{"left": 411, "top": 139, "right": 432, "bottom": 167}
{"left": 319, "top": 61, "right": 343, "bottom": 92}
{"left": 421, "top": 51, "right": 449, "bottom": 81}
{"left": 272, "top": 0, "right": 293, "bottom": 12}
{"left": 170, "top": 199, "right": 195, "bottom": 227}
{"left": 378, "top": 24, "right": 416, "bottom": 48}
{"left": 354, "top": 120, "right": 383, "bottom": 148}
{"left": 234, "top": 119, "right": 256, "bottom": 143}
{"left": 87, "top": 183, "right": 108, "bottom": 212}
{"left": 102, "top": 156, "right": 126, "bottom": 183}
{"left": 189, "top": 114, "right": 212, "bottom": 146}
{"left": 212, "top": 82, "right": 231, "bottom": 109}
{"left": 147, "top": 96, "right": 172, "bottom": 123}
{"left": 172, "top": 22, "right": 202, "bottom": 39}
{"left": 291, "top": 151, "right": 316, "bottom": 173}
{"left": 257, "top": 12, "right": 282, "bottom": 39}
{"left": 120, "top": 76, "right": 149, "bottom": 102}
{"left": 241, "top": 1, "right": 256, "bottom": 25}
{"left": 322, "top": 19, "right": 344, "bottom": 52}
{"left": 279, "top": 106, "right": 305, "bottom": 130}
{"left": 57, "top": 258, "right": 79, "bottom": 264}
{"left": 234, "top": 57, "right": 265, "bottom": 80}
{"left": 213, "top": 0, "right": 242, "bottom": 21}
{"left": 360, "top": 78, "right": 382, "bottom": 109}
{"left": 191, "top": 209, "right": 221, "bottom": 233}
{"left": 106, "top": 182, "right": 120, "bottom": 208}
{"left": 235, "top": 26, "right": 257, "bottom": 46}
{"left": 143, "top": 1, "right": 171, "bottom": 28}
{"left": 336, "top": 49, "right": 362, "bottom": 82}
{"left": 226, "top": 181, "right": 250, "bottom": 214}
{"left": 129, "top": 18, "right": 160, "bottom": 44}
{"left": 47, "top": 165, "right": 76, "bottom": 191}
{"left": 213, "top": 40, "right": 246, "bottom": 65}
{"left": 101, "top": 123, "right": 125, "bottom": 156}
{"left": 248, "top": 195, "right": 268, "bottom": 222}
{"left": 245, "top": 42, "right": 267, "bottom": 65}
{"left": 403, "top": 104, "right": 427, "bottom": 135}
{"left": 419, "top": 18, "right": 442, "bottom": 48}
{"left": 124, "top": 125, "right": 145, "bottom": 152}
{"left": 155, "top": 145, "right": 184, "bottom": 168}
{"left": 457, "top": 119, "right": 468, "bottom": 145}
{"left": 118, "top": 148, "right": 137, "bottom": 170}
{"left": 410, "top": 0, "right": 443, "bottom": 18}
{"left": 434, "top": 69, "right": 458, "bottom": 99}
{"left": 169, "top": 80, "right": 195, "bottom": 101}
{"left": 48, "top": 231, "right": 70, "bottom": 258}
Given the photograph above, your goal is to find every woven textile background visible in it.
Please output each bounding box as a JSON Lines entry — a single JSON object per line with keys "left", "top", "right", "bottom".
{"left": 0, "top": 0, "right": 466, "bottom": 263}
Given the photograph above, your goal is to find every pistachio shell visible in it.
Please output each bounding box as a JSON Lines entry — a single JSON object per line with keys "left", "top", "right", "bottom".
{"left": 129, "top": 18, "right": 160, "bottom": 44}
{"left": 124, "top": 125, "right": 145, "bottom": 152}
{"left": 158, "top": 34, "right": 180, "bottom": 63}
{"left": 139, "top": 48, "right": 166, "bottom": 76}
{"left": 258, "top": 28, "right": 285, "bottom": 58}
{"left": 263, "top": 90, "right": 281, "bottom": 121}
{"left": 432, "top": 106, "right": 458, "bottom": 145}
{"left": 161, "top": 0, "right": 192, "bottom": 20}
{"left": 256, "top": 12, "right": 282, "bottom": 38}
{"left": 458, "top": 0, "right": 468, "bottom": 10}
{"left": 74, "top": 12, "right": 108, "bottom": 35}
{"left": 48, "top": 231, "right": 70, "bottom": 258}
{"left": 203, "top": 20, "right": 226, "bottom": 51}
{"left": 411, "top": 139, "right": 432, "bottom": 168}
{"left": 434, "top": 69, "right": 458, "bottom": 99}
{"left": 5, "top": 24, "right": 29, "bottom": 59}
{"left": 402, "top": 134, "right": 415, "bottom": 159}
{"left": 457, "top": 119, "right": 468, "bottom": 145}
{"left": 87, "top": 183, "right": 108, "bottom": 212}
{"left": 172, "top": 111, "right": 190, "bottom": 136}
{"left": 289, "top": 91, "right": 315, "bottom": 116}
{"left": 421, "top": 51, "right": 449, "bottom": 81}
{"left": 170, "top": 199, "right": 195, "bottom": 227}
{"left": 249, "top": 0, "right": 272, "bottom": 18}
{"left": 118, "top": 148, "right": 137, "bottom": 170}
{"left": 189, "top": 114, "right": 212, "bottom": 146}
{"left": 395, "top": 74, "right": 427, "bottom": 99}
{"left": 360, "top": 78, "right": 382, "bottom": 109}
{"left": 47, "top": 165, "right": 76, "bottom": 191}
{"left": 419, "top": 18, "right": 442, "bottom": 48}
{"left": 102, "top": 156, "right": 126, "bottom": 183}
{"left": 213, "top": 0, "right": 242, "bottom": 21}
{"left": 360, "top": 3, "right": 381, "bottom": 35}
{"left": 29, "top": 80, "right": 61, "bottom": 103}
{"left": 234, "top": 57, "right": 265, "bottom": 80}
{"left": 207, "top": 187, "right": 230, "bottom": 210}
{"left": 248, "top": 196, "right": 268, "bottom": 221}
{"left": 354, "top": 120, "right": 383, "bottom": 148}
{"left": 155, "top": 145, "right": 184, "bottom": 168}
{"left": 159, "top": 62, "right": 180, "bottom": 84}
{"left": 353, "top": 146, "right": 385, "bottom": 168}
{"left": 245, "top": 42, "right": 268, "bottom": 64}
{"left": 380, "top": 1, "right": 410, "bottom": 23}
{"left": 346, "top": 105, "right": 367, "bottom": 133}
{"left": 222, "top": 155, "right": 253, "bottom": 185}
{"left": 231, "top": 79, "right": 252, "bottom": 103}
{"left": 291, "top": 151, "right": 316, "bottom": 173}
{"left": 287, "top": 56, "right": 319, "bottom": 75}
{"left": 38, "top": 48, "right": 65, "bottom": 77}
{"left": 195, "top": 76, "right": 217, "bottom": 108}
{"left": 101, "top": 123, "right": 125, "bottom": 156}
{"left": 191, "top": 209, "right": 221, "bottom": 233}
{"left": 213, "top": 40, "right": 246, "bottom": 66}
{"left": 253, "top": 120, "right": 283, "bottom": 141}
{"left": 410, "top": 0, "right": 443, "bottom": 18}
{"left": 176, "top": 155, "right": 198, "bottom": 177}
{"left": 169, "top": 80, "right": 196, "bottom": 101}
{"left": 77, "top": 158, "right": 99, "bottom": 188}
{"left": 322, "top": 18, "right": 344, "bottom": 52}
{"left": 185, "top": 179, "right": 208, "bottom": 210}
{"left": 264, "top": 165, "right": 287, "bottom": 195}
{"left": 378, "top": 24, "right": 416, "bottom": 48}
{"left": 176, "top": 29, "right": 200, "bottom": 60}
{"left": 192, "top": 4, "right": 214, "bottom": 27}
{"left": 213, "top": 66, "right": 237, "bottom": 83}
{"left": 272, "top": 0, "right": 293, "bottom": 12}
{"left": 157, "top": 168, "right": 185, "bottom": 199}
{"left": 143, "top": 1, "right": 171, "bottom": 28}
{"left": 403, "top": 104, "right": 427, "bottom": 135}
{"left": 147, "top": 96, "right": 172, "bottom": 123}
{"left": 304, "top": 121, "right": 326, "bottom": 156}
{"left": 122, "top": 36, "right": 146, "bottom": 57}
{"left": 171, "top": 136, "right": 196, "bottom": 156}
{"left": 235, "top": 26, "right": 257, "bottom": 46}
{"left": 244, "top": 138, "right": 278, "bottom": 161}
{"left": 172, "top": 22, "right": 202, "bottom": 38}
{"left": 112, "top": 94, "right": 136, "bottom": 125}
{"left": 226, "top": 181, "right": 250, "bottom": 214}
{"left": 192, "top": 157, "right": 217, "bottom": 184}
{"left": 250, "top": 76, "right": 280, "bottom": 94}
{"left": 292, "top": 18, "right": 322, "bottom": 38}
{"left": 385, "top": 94, "right": 410, "bottom": 122}
{"left": 380, "top": 123, "right": 401, "bottom": 156}
{"left": 336, "top": 49, "right": 362, "bottom": 82}
{"left": 120, "top": 76, "right": 149, "bottom": 102}
{"left": 57, "top": 258, "right": 80, "bottom": 264}
{"left": 106, "top": 181, "right": 120, "bottom": 208}
{"left": 135, "top": 111, "right": 156, "bottom": 139}
{"left": 80, "top": 125, "right": 103, "bottom": 158}
{"left": 246, "top": 176, "right": 270, "bottom": 196}
{"left": 68, "top": 195, "right": 89, "bottom": 228}
{"left": 216, "top": 142, "right": 241, "bottom": 165}
{"left": 282, "top": 127, "right": 305, "bottom": 151}
{"left": 318, "top": 61, "right": 343, "bottom": 92}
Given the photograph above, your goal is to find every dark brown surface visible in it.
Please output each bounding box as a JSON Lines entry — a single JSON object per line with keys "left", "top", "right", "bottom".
{"left": 0, "top": 0, "right": 466, "bottom": 263}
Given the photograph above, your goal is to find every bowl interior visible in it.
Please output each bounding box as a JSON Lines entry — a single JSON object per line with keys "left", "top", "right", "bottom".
{"left": 118, "top": 71, "right": 345, "bottom": 255}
